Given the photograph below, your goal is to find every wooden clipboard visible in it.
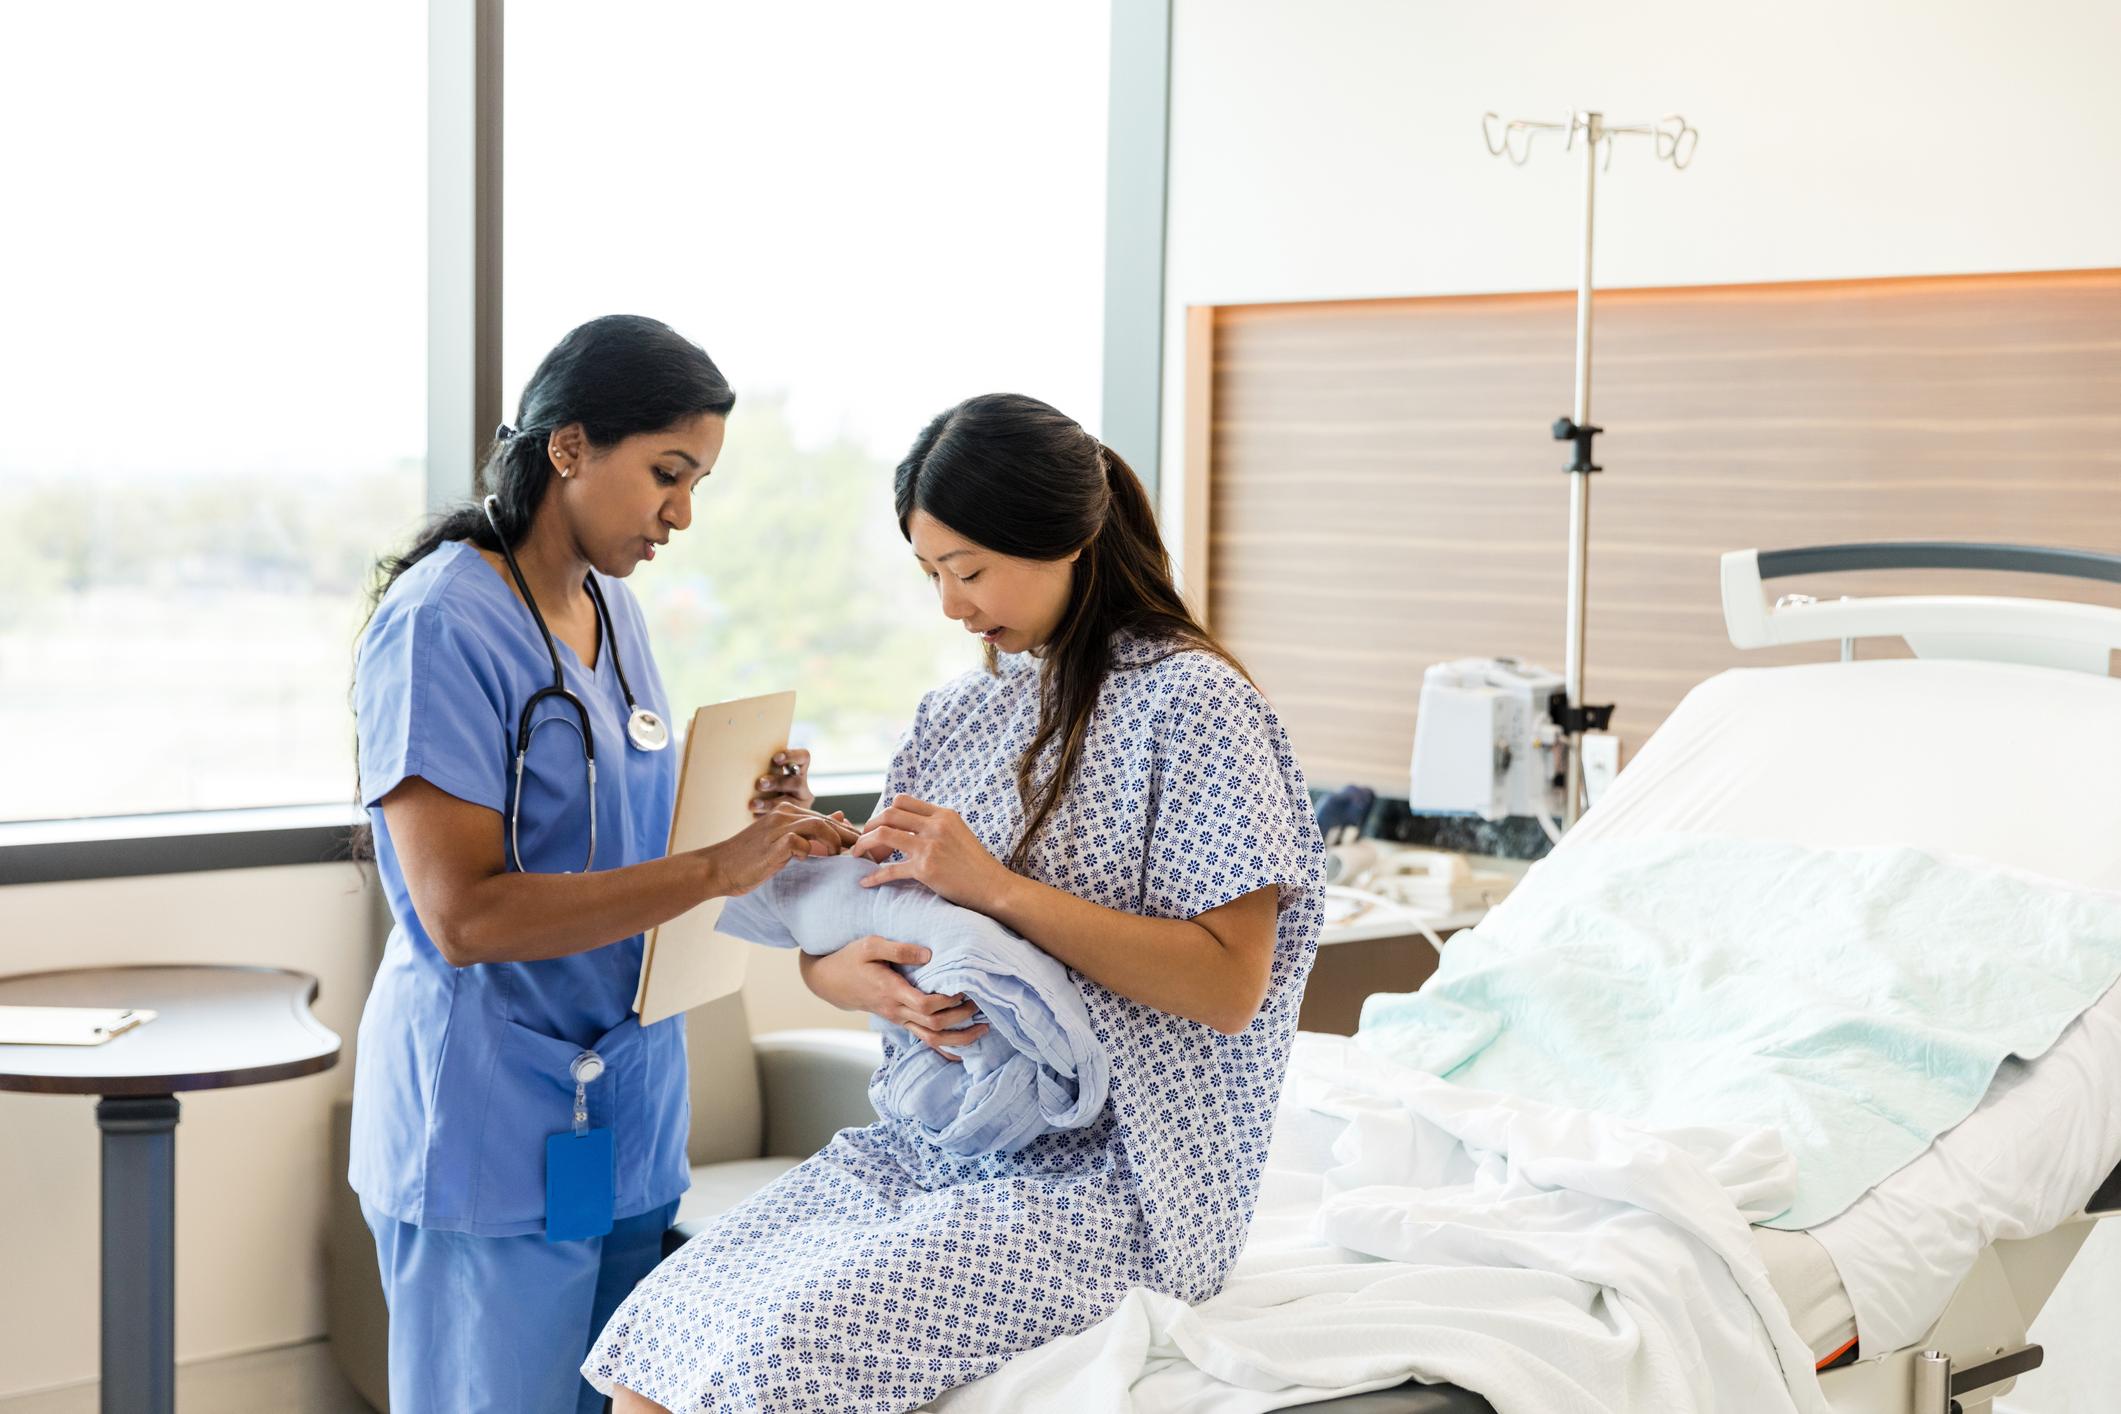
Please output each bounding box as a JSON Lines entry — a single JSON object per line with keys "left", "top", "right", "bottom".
{"left": 633, "top": 690, "right": 797, "bottom": 1025}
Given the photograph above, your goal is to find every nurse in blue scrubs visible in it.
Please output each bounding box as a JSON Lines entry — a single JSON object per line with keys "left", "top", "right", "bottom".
{"left": 349, "top": 314, "right": 856, "bottom": 1413}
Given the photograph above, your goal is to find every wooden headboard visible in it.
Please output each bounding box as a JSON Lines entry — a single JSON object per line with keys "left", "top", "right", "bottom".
{"left": 1181, "top": 269, "right": 2121, "bottom": 790}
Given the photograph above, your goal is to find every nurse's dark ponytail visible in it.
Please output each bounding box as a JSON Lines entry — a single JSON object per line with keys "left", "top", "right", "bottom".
{"left": 894, "top": 393, "right": 1249, "bottom": 872}
{"left": 365, "top": 314, "right": 737, "bottom": 609}
{"left": 350, "top": 314, "right": 735, "bottom": 856}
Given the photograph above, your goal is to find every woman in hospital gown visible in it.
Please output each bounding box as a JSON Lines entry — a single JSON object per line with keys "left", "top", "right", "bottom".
{"left": 589, "top": 393, "right": 1326, "bottom": 1413}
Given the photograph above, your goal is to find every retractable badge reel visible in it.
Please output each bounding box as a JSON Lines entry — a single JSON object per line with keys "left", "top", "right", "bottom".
{"left": 545, "top": 1050, "right": 615, "bottom": 1242}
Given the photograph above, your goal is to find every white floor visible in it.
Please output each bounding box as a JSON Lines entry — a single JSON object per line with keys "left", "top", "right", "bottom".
{"left": 0, "top": 1340, "right": 373, "bottom": 1414}
{"left": 1994, "top": 1218, "right": 2121, "bottom": 1414}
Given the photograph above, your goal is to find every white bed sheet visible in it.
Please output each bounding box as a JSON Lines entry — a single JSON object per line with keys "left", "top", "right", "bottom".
{"left": 1566, "top": 657, "right": 2121, "bottom": 1353}
{"left": 1270, "top": 1047, "right": 1861, "bottom": 1363}
{"left": 938, "top": 1037, "right": 1832, "bottom": 1414}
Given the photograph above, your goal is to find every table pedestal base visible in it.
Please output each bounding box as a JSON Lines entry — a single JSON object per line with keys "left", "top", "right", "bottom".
{"left": 97, "top": 1094, "right": 179, "bottom": 1414}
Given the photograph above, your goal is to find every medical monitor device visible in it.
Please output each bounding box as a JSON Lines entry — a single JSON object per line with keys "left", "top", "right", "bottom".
{"left": 1407, "top": 657, "right": 1565, "bottom": 823}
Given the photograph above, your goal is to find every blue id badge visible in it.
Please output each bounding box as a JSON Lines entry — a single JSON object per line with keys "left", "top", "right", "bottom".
{"left": 546, "top": 1049, "right": 614, "bottom": 1243}
{"left": 545, "top": 1128, "right": 615, "bottom": 1242}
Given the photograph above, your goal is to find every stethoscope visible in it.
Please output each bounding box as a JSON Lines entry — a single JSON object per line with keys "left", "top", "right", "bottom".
{"left": 481, "top": 494, "right": 669, "bottom": 874}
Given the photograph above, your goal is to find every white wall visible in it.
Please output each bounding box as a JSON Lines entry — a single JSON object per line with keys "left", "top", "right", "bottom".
{"left": 1158, "top": 1, "right": 2121, "bottom": 1400}
{"left": 0, "top": 864, "right": 380, "bottom": 1399}
{"left": 1157, "top": 0, "right": 2121, "bottom": 564}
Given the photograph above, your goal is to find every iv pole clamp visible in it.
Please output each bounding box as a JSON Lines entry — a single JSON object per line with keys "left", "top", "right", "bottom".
{"left": 1480, "top": 108, "right": 1697, "bottom": 827}
{"left": 1552, "top": 415, "right": 1601, "bottom": 474}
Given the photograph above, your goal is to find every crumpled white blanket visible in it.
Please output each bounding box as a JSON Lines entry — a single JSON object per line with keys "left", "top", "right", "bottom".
{"left": 932, "top": 1033, "right": 1828, "bottom": 1414}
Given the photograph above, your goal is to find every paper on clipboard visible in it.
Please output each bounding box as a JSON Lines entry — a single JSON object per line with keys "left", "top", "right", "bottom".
{"left": 0, "top": 1005, "right": 157, "bottom": 1046}
{"left": 633, "top": 690, "right": 797, "bottom": 1025}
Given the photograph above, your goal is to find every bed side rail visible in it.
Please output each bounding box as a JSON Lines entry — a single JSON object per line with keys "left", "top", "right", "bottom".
{"left": 1755, "top": 542, "right": 2121, "bottom": 585}
{"left": 1914, "top": 1344, "right": 2046, "bottom": 1413}
{"left": 1722, "top": 542, "right": 2121, "bottom": 675}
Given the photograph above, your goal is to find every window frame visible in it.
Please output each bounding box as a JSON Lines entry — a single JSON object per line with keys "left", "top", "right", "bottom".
{"left": 6, "top": 0, "right": 1169, "bottom": 883}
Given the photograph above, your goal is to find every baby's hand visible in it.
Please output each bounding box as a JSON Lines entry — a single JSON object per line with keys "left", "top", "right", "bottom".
{"left": 799, "top": 936, "right": 991, "bottom": 1061}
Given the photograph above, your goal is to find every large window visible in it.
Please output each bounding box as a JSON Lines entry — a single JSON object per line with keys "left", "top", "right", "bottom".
{"left": 503, "top": 1, "right": 1111, "bottom": 773}
{"left": 0, "top": 3, "right": 427, "bottom": 823}
{"left": 0, "top": 2, "right": 1110, "bottom": 829}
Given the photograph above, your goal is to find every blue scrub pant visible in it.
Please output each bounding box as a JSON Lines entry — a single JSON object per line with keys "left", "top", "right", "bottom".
{"left": 361, "top": 1198, "right": 679, "bottom": 1414}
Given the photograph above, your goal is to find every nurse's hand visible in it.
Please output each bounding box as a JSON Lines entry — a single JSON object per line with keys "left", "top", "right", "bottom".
{"left": 852, "top": 796, "right": 1012, "bottom": 910}
{"left": 797, "top": 939, "right": 989, "bottom": 1061}
{"left": 704, "top": 802, "right": 858, "bottom": 897}
{"left": 749, "top": 749, "right": 814, "bottom": 814}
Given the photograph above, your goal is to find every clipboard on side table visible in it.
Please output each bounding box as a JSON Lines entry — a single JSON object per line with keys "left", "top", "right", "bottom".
{"left": 0, "top": 1006, "right": 157, "bottom": 1046}
{"left": 633, "top": 690, "right": 797, "bottom": 1025}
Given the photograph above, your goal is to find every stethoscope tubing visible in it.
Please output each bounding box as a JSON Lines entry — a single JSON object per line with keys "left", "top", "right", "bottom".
{"left": 479, "top": 495, "right": 665, "bottom": 873}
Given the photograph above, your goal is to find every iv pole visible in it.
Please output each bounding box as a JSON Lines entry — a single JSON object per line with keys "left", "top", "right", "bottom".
{"left": 1481, "top": 110, "right": 1697, "bottom": 825}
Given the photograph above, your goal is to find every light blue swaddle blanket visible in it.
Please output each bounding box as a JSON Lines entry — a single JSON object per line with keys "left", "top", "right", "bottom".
{"left": 1357, "top": 834, "right": 2121, "bottom": 1229}
{"left": 719, "top": 855, "right": 1108, "bottom": 1156}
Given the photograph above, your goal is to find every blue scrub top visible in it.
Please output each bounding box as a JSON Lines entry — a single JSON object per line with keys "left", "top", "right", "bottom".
{"left": 349, "top": 539, "right": 691, "bottom": 1237}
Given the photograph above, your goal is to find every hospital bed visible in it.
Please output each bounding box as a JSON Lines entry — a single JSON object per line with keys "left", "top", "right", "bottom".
{"left": 1288, "top": 541, "right": 2121, "bottom": 1414}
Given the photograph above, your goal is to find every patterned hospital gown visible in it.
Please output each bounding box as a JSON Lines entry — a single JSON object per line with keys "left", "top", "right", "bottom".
{"left": 586, "top": 635, "right": 1325, "bottom": 1412}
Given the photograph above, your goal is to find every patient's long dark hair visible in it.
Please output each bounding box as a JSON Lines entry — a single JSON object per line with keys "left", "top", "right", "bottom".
{"left": 894, "top": 393, "right": 1247, "bottom": 871}
{"left": 349, "top": 315, "right": 735, "bottom": 858}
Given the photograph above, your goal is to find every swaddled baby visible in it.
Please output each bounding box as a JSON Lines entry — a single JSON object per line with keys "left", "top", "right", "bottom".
{"left": 718, "top": 854, "right": 1109, "bottom": 1155}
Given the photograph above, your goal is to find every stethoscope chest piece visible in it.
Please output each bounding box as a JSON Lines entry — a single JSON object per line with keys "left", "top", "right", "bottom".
{"left": 626, "top": 706, "right": 670, "bottom": 753}
{"left": 480, "top": 494, "right": 674, "bottom": 874}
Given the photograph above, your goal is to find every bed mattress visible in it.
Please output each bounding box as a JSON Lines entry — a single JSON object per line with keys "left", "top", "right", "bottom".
{"left": 1297, "top": 657, "right": 2121, "bottom": 1409}
{"left": 1559, "top": 658, "right": 2121, "bottom": 1355}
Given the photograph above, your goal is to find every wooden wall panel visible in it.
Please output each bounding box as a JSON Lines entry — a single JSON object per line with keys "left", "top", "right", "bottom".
{"left": 1202, "top": 271, "right": 2121, "bottom": 790}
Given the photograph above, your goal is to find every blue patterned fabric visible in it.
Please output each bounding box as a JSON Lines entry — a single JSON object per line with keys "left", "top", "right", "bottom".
{"left": 584, "top": 637, "right": 1325, "bottom": 1411}
{"left": 719, "top": 855, "right": 1109, "bottom": 1156}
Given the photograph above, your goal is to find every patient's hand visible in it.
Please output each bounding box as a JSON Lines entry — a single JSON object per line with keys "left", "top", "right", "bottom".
{"left": 854, "top": 795, "right": 1012, "bottom": 911}
{"left": 798, "top": 937, "right": 990, "bottom": 1060}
